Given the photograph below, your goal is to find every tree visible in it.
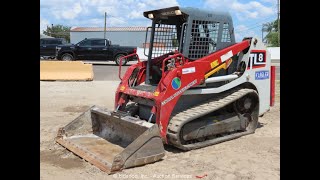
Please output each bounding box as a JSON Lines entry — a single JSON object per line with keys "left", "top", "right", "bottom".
{"left": 263, "top": 22, "right": 274, "bottom": 33}
{"left": 273, "top": 19, "right": 279, "bottom": 32}
{"left": 43, "top": 24, "right": 71, "bottom": 42}
{"left": 264, "top": 19, "right": 280, "bottom": 47}
{"left": 266, "top": 32, "right": 279, "bottom": 47}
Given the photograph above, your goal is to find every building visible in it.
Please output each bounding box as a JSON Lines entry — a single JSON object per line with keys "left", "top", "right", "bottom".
{"left": 267, "top": 47, "right": 280, "bottom": 64}
{"left": 70, "top": 27, "right": 150, "bottom": 47}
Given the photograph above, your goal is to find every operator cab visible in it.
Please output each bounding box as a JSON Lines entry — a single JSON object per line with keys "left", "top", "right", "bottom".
{"left": 143, "top": 6, "right": 236, "bottom": 85}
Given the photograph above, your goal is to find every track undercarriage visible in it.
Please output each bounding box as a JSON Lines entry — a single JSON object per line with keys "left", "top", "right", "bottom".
{"left": 123, "top": 87, "right": 259, "bottom": 151}
{"left": 167, "top": 87, "right": 259, "bottom": 150}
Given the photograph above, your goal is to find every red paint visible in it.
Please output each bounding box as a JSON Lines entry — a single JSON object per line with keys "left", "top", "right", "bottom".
{"left": 151, "top": 106, "right": 156, "bottom": 114}
{"left": 195, "top": 174, "right": 207, "bottom": 178}
{"left": 251, "top": 64, "right": 266, "bottom": 69}
{"left": 251, "top": 49, "right": 266, "bottom": 53}
{"left": 114, "top": 40, "right": 252, "bottom": 142}
{"left": 270, "top": 66, "right": 276, "bottom": 106}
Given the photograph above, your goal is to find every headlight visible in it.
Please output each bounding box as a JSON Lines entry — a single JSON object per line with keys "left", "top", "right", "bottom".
{"left": 56, "top": 47, "right": 61, "bottom": 51}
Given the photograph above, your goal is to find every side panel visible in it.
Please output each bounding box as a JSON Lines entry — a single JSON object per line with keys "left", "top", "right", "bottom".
{"left": 183, "top": 38, "right": 271, "bottom": 115}
{"left": 247, "top": 39, "right": 271, "bottom": 115}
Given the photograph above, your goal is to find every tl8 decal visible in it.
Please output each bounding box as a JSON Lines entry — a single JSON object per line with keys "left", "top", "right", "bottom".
{"left": 247, "top": 50, "right": 266, "bottom": 69}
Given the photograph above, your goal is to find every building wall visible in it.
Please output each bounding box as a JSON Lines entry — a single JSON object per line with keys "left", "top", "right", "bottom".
{"left": 70, "top": 31, "right": 150, "bottom": 47}
{"left": 267, "top": 47, "right": 280, "bottom": 61}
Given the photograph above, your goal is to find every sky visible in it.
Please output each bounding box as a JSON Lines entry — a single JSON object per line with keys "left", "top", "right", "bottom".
{"left": 40, "top": 0, "right": 278, "bottom": 42}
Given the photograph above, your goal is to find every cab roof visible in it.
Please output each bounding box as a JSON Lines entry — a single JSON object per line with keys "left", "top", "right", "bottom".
{"left": 143, "top": 6, "right": 232, "bottom": 22}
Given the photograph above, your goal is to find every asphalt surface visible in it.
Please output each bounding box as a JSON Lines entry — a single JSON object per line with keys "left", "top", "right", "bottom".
{"left": 88, "top": 61, "right": 280, "bottom": 81}
{"left": 88, "top": 61, "right": 136, "bottom": 81}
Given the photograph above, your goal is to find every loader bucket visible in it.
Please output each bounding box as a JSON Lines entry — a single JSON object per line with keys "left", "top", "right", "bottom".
{"left": 55, "top": 106, "right": 165, "bottom": 174}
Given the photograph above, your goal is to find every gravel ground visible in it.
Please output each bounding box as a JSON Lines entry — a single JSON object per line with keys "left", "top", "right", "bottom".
{"left": 40, "top": 80, "right": 280, "bottom": 180}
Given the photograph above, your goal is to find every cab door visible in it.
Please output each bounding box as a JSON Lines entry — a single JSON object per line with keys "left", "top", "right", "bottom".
{"left": 90, "top": 39, "right": 107, "bottom": 60}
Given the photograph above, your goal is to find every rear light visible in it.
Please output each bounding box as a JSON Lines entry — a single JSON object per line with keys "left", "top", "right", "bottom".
{"left": 133, "top": 48, "right": 137, "bottom": 53}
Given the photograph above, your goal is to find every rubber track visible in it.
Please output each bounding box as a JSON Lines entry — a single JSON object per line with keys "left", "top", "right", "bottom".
{"left": 167, "top": 88, "right": 258, "bottom": 151}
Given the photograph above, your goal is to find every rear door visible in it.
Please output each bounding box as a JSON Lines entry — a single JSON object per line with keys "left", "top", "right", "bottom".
{"left": 105, "top": 40, "right": 113, "bottom": 60}
{"left": 91, "top": 39, "right": 107, "bottom": 60}
{"left": 45, "top": 39, "right": 62, "bottom": 56}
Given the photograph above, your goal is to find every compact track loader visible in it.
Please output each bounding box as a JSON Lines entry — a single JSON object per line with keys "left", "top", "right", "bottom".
{"left": 56, "top": 6, "right": 273, "bottom": 174}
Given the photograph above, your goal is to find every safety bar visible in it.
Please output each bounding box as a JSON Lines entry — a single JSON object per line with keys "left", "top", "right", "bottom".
{"left": 119, "top": 53, "right": 140, "bottom": 80}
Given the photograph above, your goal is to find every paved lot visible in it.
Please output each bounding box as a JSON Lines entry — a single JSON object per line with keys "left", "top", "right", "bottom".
{"left": 87, "top": 61, "right": 280, "bottom": 81}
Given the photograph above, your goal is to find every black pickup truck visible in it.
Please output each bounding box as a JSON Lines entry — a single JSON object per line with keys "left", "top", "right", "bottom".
{"left": 40, "top": 38, "right": 67, "bottom": 59}
{"left": 56, "top": 38, "right": 137, "bottom": 65}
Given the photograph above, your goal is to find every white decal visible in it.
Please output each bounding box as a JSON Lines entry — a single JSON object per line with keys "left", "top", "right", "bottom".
{"left": 251, "top": 52, "right": 265, "bottom": 65}
{"left": 221, "top": 50, "right": 233, "bottom": 62}
{"left": 182, "top": 67, "right": 196, "bottom": 74}
{"left": 161, "top": 79, "right": 197, "bottom": 106}
{"left": 249, "top": 51, "right": 266, "bottom": 69}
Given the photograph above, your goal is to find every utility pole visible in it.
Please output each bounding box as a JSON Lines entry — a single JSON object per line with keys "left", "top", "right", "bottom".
{"left": 51, "top": 24, "right": 53, "bottom": 37}
{"left": 277, "top": 0, "right": 280, "bottom": 46}
{"left": 261, "top": 24, "right": 264, "bottom": 43}
{"left": 104, "top": 12, "right": 107, "bottom": 39}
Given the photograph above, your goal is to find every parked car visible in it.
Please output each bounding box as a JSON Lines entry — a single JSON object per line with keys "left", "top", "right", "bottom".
{"left": 56, "top": 38, "right": 137, "bottom": 65}
{"left": 40, "top": 38, "right": 67, "bottom": 59}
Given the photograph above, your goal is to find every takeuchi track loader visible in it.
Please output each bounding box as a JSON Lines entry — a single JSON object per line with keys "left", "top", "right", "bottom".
{"left": 56, "top": 6, "right": 273, "bottom": 174}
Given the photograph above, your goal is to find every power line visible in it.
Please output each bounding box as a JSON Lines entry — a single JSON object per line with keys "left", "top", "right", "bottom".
{"left": 108, "top": 15, "right": 131, "bottom": 25}
{"left": 108, "top": 14, "right": 147, "bottom": 26}
{"left": 236, "top": 17, "right": 275, "bottom": 31}
{"left": 235, "top": 17, "right": 276, "bottom": 42}
{"left": 235, "top": 16, "right": 275, "bottom": 29}
{"left": 236, "top": 20, "right": 274, "bottom": 34}
{"left": 235, "top": 18, "right": 278, "bottom": 40}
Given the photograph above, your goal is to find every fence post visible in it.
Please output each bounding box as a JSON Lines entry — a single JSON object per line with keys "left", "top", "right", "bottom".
{"left": 270, "top": 66, "right": 276, "bottom": 106}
